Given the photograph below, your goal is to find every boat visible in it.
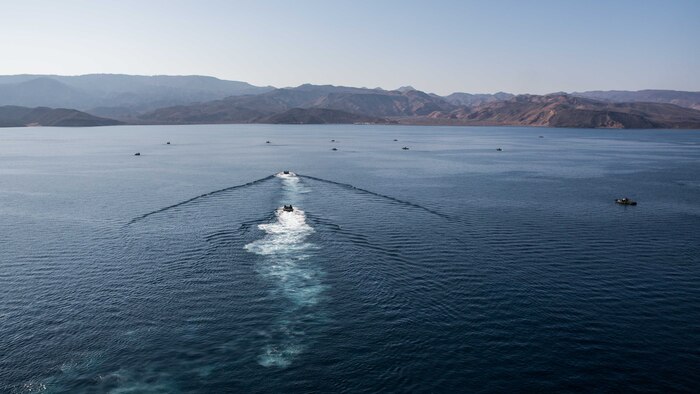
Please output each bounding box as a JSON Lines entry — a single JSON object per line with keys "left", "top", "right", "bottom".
{"left": 615, "top": 197, "right": 637, "bottom": 206}
{"left": 166, "top": 141, "right": 171, "bottom": 145}
{"left": 283, "top": 205, "right": 294, "bottom": 212}
{"left": 332, "top": 148, "right": 338, "bottom": 151}
{"left": 134, "top": 152, "right": 141, "bottom": 156}
{"left": 496, "top": 148, "right": 503, "bottom": 151}
{"left": 283, "top": 171, "right": 290, "bottom": 175}
{"left": 331, "top": 139, "right": 336, "bottom": 142}
{"left": 266, "top": 141, "right": 270, "bottom": 144}
{"left": 402, "top": 147, "right": 409, "bottom": 150}
{"left": 394, "top": 139, "right": 398, "bottom": 141}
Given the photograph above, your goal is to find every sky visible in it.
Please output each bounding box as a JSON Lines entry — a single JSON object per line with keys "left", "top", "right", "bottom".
{"left": 1, "top": 0, "right": 698, "bottom": 95}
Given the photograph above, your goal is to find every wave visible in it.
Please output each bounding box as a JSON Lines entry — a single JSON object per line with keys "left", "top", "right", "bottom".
{"left": 128, "top": 175, "right": 276, "bottom": 224}
{"left": 245, "top": 207, "right": 315, "bottom": 266}
{"left": 298, "top": 174, "right": 451, "bottom": 220}
{"left": 129, "top": 172, "right": 449, "bottom": 225}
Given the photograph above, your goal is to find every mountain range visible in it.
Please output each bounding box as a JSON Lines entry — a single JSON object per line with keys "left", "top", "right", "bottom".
{"left": 421, "top": 94, "right": 700, "bottom": 129}
{"left": 137, "top": 84, "right": 454, "bottom": 124}
{"left": 0, "top": 74, "right": 273, "bottom": 118}
{"left": 572, "top": 90, "right": 700, "bottom": 111}
{"left": 0, "top": 74, "right": 699, "bottom": 129}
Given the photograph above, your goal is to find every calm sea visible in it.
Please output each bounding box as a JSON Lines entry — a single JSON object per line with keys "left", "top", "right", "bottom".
{"left": 1, "top": 125, "right": 699, "bottom": 392}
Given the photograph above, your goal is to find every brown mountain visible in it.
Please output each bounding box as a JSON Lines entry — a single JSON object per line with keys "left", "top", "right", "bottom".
{"left": 138, "top": 95, "right": 289, "bottom": 124}
{"left": 443, "top": 92, "right": 514, "bottom": 107}
{"left": 137, "top": 85, "right": 454, "bottom": 124}
{"left": 420, "top": 94, "right": 700, "bottom": 129}
{"left": 312, "top": 89, "right": 453, "bottom": 117}
{"left": 261, "top": 108, "right": 392, "bottom": 124}
{"left": 0, "top": 106, "right": 122, "bottom": 127}
{"left": 573, "top": 90, "right": 700, "bottom": 111}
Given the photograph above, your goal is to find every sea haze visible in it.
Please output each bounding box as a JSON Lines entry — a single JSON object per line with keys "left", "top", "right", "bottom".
{"left": 0, "top": 125, "right": 699, "bottom": 392}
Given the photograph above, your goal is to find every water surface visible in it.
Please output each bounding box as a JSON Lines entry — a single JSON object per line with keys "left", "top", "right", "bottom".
{"left": 1, "top": 125, "right": 699, "bottom": 392}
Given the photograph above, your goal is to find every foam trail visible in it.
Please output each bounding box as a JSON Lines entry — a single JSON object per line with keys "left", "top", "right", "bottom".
{"left": 128, "top": 175, "right": 276, "bottom": 224}
{"left": 275, "top": 171, "right": 310, "bottom": 203}
{"left": 298, "top": 174, "right": 451, "bottom": 220}
{"left": 245, "top": 173, "right": 324, "bottom": 368}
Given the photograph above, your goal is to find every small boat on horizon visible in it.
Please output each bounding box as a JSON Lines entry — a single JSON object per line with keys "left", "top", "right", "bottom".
{"left": 283, "top": 205, "right": 294, "bottom": 212}
{"left": 615, "top": 197, "right": 637, "bottom": 206}
{"left": 402, "top": 147, "right": 409, "bottom": 150}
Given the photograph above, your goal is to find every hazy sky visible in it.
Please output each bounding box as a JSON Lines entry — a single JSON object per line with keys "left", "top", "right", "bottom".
{"left": 1, "top": 0, "right": 698, "bottom": 94}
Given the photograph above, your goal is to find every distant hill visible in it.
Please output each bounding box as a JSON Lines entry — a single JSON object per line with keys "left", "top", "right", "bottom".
{"left": 573, "top": 90, "right": 700, "bottom": 111}
{"left": 421, "top": 94, "right": 700, "bottom": 129}
{"left": 0, "top": 78, "right": 89, "bottom": 110}
{"left": 443, "top": 92, "right": 514, "bottom": 107}
{"left": 314, "top": 89, "right": 453, "bottom": 117}
{"left": 396, "top": 86, "right": 416, "bottom": 93}
{"left": 138, "top": 94, "right": 289, "bottom": 124}
{"left": 0, "top": 106, "right": 122, "bottom": 127}
{"left": 137, "top": 85, "right": 453, "bottom": 124}
{"left": 0, "top": 74, "right": 273, "bottom": 117}
{"left": 261, "top": 108, "right": 392, "bottom": 124}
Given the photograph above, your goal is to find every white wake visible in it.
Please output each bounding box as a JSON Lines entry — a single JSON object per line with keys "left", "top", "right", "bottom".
{"left": 244, "top": 173, "right": 324, "bottom": 367}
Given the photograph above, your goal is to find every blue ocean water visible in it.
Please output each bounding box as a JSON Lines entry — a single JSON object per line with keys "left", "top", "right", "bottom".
{"left": 0, "top": 124, "right": 699, "bottom": 392}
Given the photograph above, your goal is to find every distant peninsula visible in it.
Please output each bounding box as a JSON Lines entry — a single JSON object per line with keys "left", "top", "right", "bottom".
{"left": 0, "top": 74, "right": 699, "bottom": 129}
{"left": 0, "top": 106, "right": 122, "bottom": 127}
